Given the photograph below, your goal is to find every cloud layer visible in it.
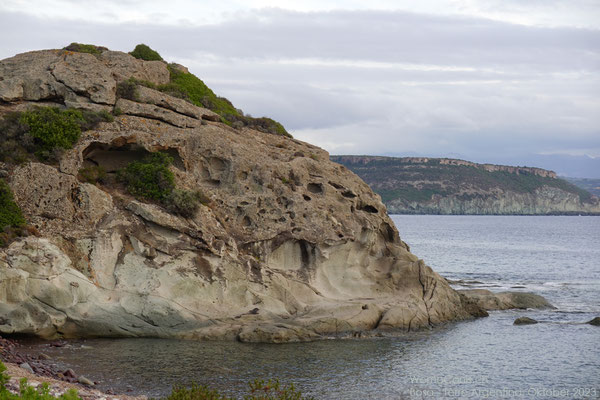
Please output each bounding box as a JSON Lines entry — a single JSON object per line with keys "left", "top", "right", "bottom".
{"left": 1, "top": 6, "right": 598, "bottom": 167}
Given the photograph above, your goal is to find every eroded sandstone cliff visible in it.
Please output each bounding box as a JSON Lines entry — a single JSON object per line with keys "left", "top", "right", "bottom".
{"left": 0, "top": 47, "right": 481, "bottom": 342}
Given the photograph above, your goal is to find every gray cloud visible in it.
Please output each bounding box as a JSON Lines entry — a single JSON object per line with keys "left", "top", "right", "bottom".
{"left": 0, "top": 8, "right": 598, "bottom": 171}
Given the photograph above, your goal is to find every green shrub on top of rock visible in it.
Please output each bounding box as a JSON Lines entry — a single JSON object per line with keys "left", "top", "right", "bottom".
{"left": 118, "top": 152, "right": 175, "bottom": 201}
{"left": 166, "top": 65, "right": 239, "bottom": 118}
{"left": 164, "top": 65, "right": 291, "bottom": 137}
{"left": 63, "top": 43, "right": 107, "bottom": 55}
{"left": 130, "top": 44, "right": 163, "bottom": 61}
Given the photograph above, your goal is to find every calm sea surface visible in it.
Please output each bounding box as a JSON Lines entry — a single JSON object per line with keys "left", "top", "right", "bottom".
{"left": 20, "top": 216, "right": 600, "bottom": 399}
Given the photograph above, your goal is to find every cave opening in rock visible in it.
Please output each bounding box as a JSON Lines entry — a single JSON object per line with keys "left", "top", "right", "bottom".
{"left": 82, "top": 141, "right": 185, "bottom": 172}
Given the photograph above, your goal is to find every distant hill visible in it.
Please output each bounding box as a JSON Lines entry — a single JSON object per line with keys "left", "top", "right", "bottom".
{"left": 563, "top": 177, "right": 600, "bottom": 197}
{"left": 331, "top": 155, "right": 600, "bottom": 215}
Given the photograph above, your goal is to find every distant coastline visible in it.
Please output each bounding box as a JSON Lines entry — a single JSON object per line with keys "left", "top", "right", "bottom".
{"left": 331, "top": 155, "right": 600, "bottom": 215}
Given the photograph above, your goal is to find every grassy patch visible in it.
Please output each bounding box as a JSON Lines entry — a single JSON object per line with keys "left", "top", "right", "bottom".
{"left": 130, "top": 44, "right": 163, "bottom": 61}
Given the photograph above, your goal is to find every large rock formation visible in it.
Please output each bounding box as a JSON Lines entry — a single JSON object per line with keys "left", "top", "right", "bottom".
{"left": 0, "top": 48, "right": 482, "bottom": 342}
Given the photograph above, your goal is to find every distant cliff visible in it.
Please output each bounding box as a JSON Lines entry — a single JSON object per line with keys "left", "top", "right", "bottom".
{"left": 331, "top": 156, "right": 600, "bottom": 215}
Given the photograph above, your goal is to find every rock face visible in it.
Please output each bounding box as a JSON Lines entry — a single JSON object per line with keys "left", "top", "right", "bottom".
{"left": 331, "top": 155, "right": 600, "bottom": 215}
{"left": 0, "top": 48, "right": 483, "bottom": 342}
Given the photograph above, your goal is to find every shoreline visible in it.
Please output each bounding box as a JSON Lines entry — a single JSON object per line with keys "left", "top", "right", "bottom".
{"left": 1, "top": 335, "right": 142, "bottom": 400}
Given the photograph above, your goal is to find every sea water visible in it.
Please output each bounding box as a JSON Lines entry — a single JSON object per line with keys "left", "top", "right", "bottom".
{"left": 19, "top": 216, "right": 600, "bottom": 399}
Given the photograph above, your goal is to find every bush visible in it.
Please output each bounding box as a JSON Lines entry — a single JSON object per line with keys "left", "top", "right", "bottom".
{"left": 0, "top": 179, "right": 27, "bottom": 248}
{"left": 166, "top": 65, "right": 239, "bottom": 118}
{"left": 130, "top": 44, "right": 163, "bottom": 61}
{"left": 118, "top": 152, "right": 175, "bottom": 201}
{"left": 118, "top": 153, "right": 207, "bottom": 217}
{"left": 62, "top": 43, "right": 106, "bottom": 55}
{"left": 19, "top": 107, "right": 82, "bottom": 159}
{"left": 0, "top": 113, "right": 35, "bottom": 164}
{"left": 116, "top": 78, "right": 140, "bottom": 101}
{"left": 0, "top": 107, "right": 113, "bottom": 164}
{"left": 164, "top": 189, "right": 209, "bottom": 218}
{"left": 0, "top": 179, "right": 26, "bottom": 232}
{"left": 79, "top": 109, "right": 114, "bottom": 131}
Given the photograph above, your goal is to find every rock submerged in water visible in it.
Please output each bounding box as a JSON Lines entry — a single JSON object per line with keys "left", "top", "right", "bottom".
{"left": 458, "top": 289, "right": 553, "bottom": 311}
{"left": 0, "top": 46, "right": 486, "bottom": 342}
{"left": 587, "top": 317, "right": 600, "bottom": 326}
{"left": 513, "top": 317, "right": 539, "bottom": 325}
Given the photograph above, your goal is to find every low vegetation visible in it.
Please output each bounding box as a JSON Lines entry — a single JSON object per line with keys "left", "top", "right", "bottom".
{"left": 77, "top": 166, "right": 107, "bottom": 184}
{"left": 62, "top": 43, "right": 107, "bottom": 55}
{"left": 0, "top": 362, "right": 312, "bottom": 400}
{"left": 0, "top": 107, "right": 113, "bottom": 164}
{"left": 130, "top": 44, "right": 163, "bottom": 61}
{"left": 118, "top": 44, "right": 291, "bottom": 137}
{"left": 118, "top": 152, "right": 206, "bottom": 217}
{"left": 0, "top": 180, "right": 27, "bottom": 248}
{"left": 118, "top": 152, "right": 176, "bottom": 201}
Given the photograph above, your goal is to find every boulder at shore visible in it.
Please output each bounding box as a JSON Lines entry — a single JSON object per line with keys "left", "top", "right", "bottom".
{"left": 0, "top": 47, "right": 486, "bottom": 343}
{"left": 513, "top": 317, "right": 539, "bottom": 325}
{"left": 458, "top": 289, "right": 554, "bottom": 311}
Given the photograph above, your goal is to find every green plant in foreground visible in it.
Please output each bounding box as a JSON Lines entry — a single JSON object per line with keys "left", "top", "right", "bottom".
{"left": 130, "top": 44, "right": 163, "bottom": 61}
{"left": 160, "top": 379, "right": 313, "bottom": 400}
{"left": 1, "top": 361, "right": 312, "bottom": 400}
{"left": 0, "top": 361, "right": 81, "bottom": 400}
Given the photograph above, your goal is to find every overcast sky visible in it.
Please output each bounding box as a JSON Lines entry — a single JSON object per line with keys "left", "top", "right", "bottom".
{"left": 1, "top": 1, "right": 599, "bottom": 175}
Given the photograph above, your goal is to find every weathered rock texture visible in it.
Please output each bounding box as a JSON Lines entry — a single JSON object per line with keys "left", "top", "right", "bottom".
{"left": 331, "top": 155, "right": 600, "bottom": 215}
{"left": 0, "top": 48, "right": 483, "bottom": 342}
